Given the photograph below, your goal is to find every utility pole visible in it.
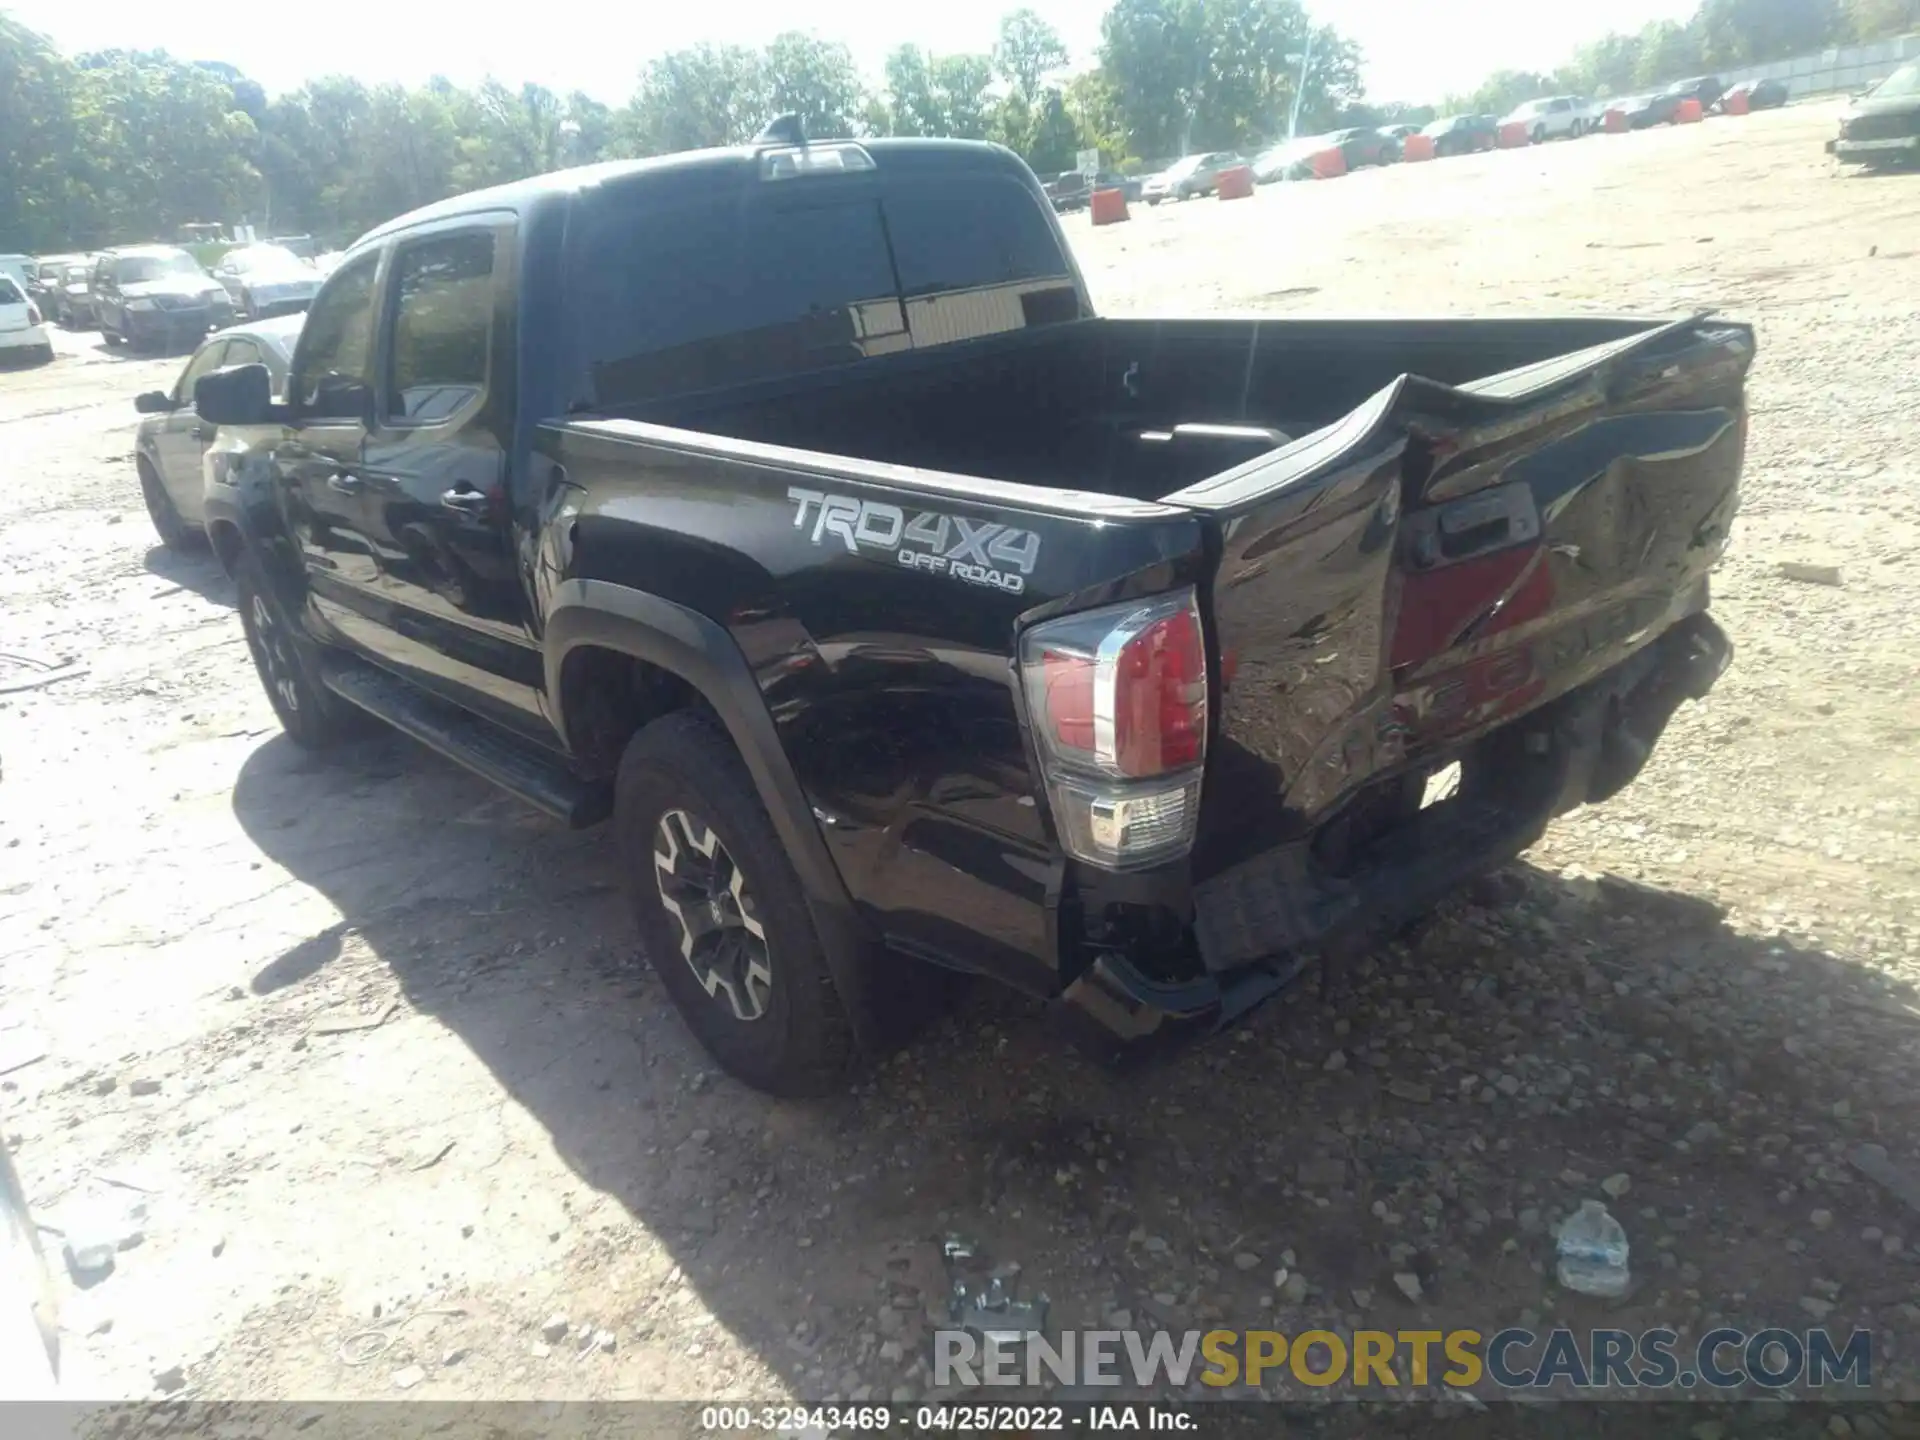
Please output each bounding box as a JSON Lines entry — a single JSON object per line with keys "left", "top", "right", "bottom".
{"left": 1286, "top": 26, "right": 1317, "bottom": 141}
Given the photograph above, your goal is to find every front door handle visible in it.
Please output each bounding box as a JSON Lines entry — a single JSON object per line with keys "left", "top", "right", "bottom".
{"left": 326, "top": 472, "right": 364, "bottom": 494}
{"left": 439, "top": 487, "right": 490, "bottom": 515}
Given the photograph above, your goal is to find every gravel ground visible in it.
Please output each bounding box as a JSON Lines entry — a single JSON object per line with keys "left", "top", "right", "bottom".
{"left": 2, "top": 99, "right": 1919, "bottom": 1419}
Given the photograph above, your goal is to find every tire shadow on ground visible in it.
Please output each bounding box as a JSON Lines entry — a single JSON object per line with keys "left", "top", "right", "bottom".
{"left": 226, "top": 728, "right": 1920, "bottom": 1403}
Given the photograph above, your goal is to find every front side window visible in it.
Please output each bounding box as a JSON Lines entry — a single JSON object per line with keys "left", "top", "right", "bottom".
{"left": 289, "top": 254, "right": 379, "bottom": 419}
{"left": 386, "top": 231, "right": 495, "bottom": 424}
{"left": 0, "top": 278, "right": 22, "bottom": 305}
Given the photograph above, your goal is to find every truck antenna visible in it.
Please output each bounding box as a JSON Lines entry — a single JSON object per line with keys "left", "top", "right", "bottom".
{"left": 755, "top": 113, "right": 807, "bottom": 147}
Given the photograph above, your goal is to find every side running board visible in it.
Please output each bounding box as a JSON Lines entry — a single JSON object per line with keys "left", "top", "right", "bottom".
{"left": 320, "top": 656, "right": 611, "bottom": 828}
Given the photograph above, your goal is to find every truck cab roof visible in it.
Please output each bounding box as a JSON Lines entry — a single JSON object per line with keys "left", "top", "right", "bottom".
{"left": 354, "top": 138, "right": 1033, "bottom": 250}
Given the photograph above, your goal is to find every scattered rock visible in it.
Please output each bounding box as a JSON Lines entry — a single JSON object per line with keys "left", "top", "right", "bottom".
{"left": 880, "top": 1340, "right": 905, "bottom": 1364}
{"left": 211, "top": 1237, "right": 226, "bottom": 1259}
{"left": 594, "top": 1329, "right": 617, "bottom": 1353}
{"left": 442, "top": 1347, "right": 468, "bottom": 1367}
{"left": 1812, "top": 1209, "right": 1835, "bottom": 1231}
{"left": 153, "top": 1364, "right": 186, "bottom": 1395}
{"left": 1800, "top": 1296, "right": 1834, "bottom": 1320}
{"left": 1281, "top": 1272, "right": 1311, "bottom": 1305}
{"left": 1684, "top": 1121, "right": 1722, "bottom": 1146}
{"left": 91, "top": 1077, "right": 117, "bottom": 1097}
{"left": 1601, "top": 1173, "right": 1632, "bottom": 1199}
{"left": 1232, "top": 1251, "right": 1260, "bottom": 1271}
{"left": 391, "top": 1365, "right": 425, "bottom": 1391}
{"left": 1392, "top": 1272, "right": 1424, "bottom": 1302}
{"left": 63, "top": 1240, "right": 116, "bottom": 1287}
{"left": 1323, "top": 1049, "right": 1348, "bottom": 1073}
{"left": 529, "top": 1341, "right": 552, "bottom": 1359}
{"left": 1350, "top": 1288, "right": 1373, "bottom": 1309}
{"left": 541, "top": 1313, "right": 570, "bottom": 1343}
{"left": 1105, "top": 1309, "right": 1133, "bottom": 1328}
{"left": 127, "top": 1078, "right": 161, "bottom": 1097}
{"left": 1778, "top": 562, "right": 1842, "bottom": 587}
{"left": 1386, "top": 1080, "right": 1432, "bottom": 1104}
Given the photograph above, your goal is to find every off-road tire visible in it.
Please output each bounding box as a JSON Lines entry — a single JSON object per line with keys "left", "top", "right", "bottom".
{"left": 137, "top": 457, "right": 199, "bottom": 551}
{"left": 233, "top": 549, "right": 365, "bottom": 750}
{"left": 614, "top": 710, "right": 856, "bottom": 1097}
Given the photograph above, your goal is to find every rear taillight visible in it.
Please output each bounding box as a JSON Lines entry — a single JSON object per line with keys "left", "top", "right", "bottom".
{"left": 1019, "top": 589, "right": 1208, "bottom": 870}
{"left": 26, "top": 303, "right": 41, "bottom": 326}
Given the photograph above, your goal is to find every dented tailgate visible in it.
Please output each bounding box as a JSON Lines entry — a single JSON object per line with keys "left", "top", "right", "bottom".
{"left": 1170, "top": 315, "right": 1754, "bottom": 864}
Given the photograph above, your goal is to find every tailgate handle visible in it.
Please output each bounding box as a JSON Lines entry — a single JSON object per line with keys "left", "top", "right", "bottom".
{"left": 1407, "top": 482, "right": 1541, "bottom": 570}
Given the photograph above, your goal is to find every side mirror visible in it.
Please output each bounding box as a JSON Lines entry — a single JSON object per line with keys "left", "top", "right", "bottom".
{"left": 194, "top": 363, "right": 278, "bottom": 427}
{"left": 133, "top": 390, "right": 175, "bottom": 414}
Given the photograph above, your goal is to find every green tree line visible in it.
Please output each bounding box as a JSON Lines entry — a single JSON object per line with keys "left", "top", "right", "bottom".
{"left": 2, "top": 2, "right": 1369, "bottom": 252}
{"left": 4, "top": 0, "right": 1915, "bottom": 253}
{"left": 1443, "top": 0, "right": 1918, "bottom": 117}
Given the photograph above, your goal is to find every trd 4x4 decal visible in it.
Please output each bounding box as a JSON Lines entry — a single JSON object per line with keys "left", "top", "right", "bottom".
{"left": 787, "top": 486, "right": 1041, "bottom": 596}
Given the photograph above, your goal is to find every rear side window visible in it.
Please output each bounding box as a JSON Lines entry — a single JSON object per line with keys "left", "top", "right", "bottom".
{"left": 572, "top": 171, "right": 1076, "bottom": 407}
{"left": 386, "top": 231, "right": 495, "bottom": 424}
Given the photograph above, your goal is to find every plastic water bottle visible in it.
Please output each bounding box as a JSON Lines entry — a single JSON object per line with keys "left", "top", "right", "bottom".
{"left": 1556, "top": 1200, "right": 1630, "bottom": 1297}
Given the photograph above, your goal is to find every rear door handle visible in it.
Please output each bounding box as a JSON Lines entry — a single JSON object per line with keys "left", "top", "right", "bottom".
{"left": 439, "top": 487, "right": 490, "bottom": 515}
{"left": 326, "top": 472, "right": 364, "bottom": 494}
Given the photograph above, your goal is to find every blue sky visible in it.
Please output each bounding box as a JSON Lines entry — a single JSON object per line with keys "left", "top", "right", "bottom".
{"left": 10, "top": 0, "right": 1701, "bottom": 106}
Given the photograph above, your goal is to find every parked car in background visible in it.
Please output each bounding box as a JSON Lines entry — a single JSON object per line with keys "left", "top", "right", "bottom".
{"left": 1619, "top": 91, "right": 1685, "bottom": 128}
{"left": 1828, "top": 60, "right": 1920, "bottom": 167}
{"left": 0, "top": 274, "right": 54, "bottom": 365}
{"left": 1716, "top": 77, "right": 1789, "bottom": 112}
{"left": 1094, "top": 170, "right": 1144, "bottom": 203}
{"left": 54, "top": 263, "right": 95, "bottom": 328}
{"left": 1665, "top": 76, "right": 1726, "bottom": 111}
{"left": 311, "top": 250, "right": 346, "bottom": 278}
{"left": 0, "top": 255, "right": 32, "bottom": 292}
{"left": 1252, "top": 136, "right": 1332, "bottom": 182}
{"left": 131, "top": 314, "right": 303, "bottom": 549}
{"left": 1502, "top": 95, "right": 1596, "bottom": 142}
{"left": 1424, "top": 113, "right": 1500, "bottom": 156}
{"left": 1327, "top": 127, "right": 1400, "bottom": 169}
{"left": 92, "top": 246, "right": 235, "bottom": 351}
{"left": 269, "top": 233, "right": 318, "bottom": 259}
{"left": 1044, "top": 171, "right": 1094, "bottom": 212}
{"left": 212, "top": 243, "right": 322, "bottom": 318}
{"left": 1141, "top": 151, "right": 1241, "bottom": 203}
{"left": 27, "top": 254, "right": 81, "bottom": 311}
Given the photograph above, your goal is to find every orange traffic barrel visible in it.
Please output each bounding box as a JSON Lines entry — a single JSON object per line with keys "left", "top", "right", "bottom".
{"left": 1400, "top": 133, "right": 1436, "bottom": 162}
{"left": 1497, "top": 121, "right": 1530, "bottom": 148}
{"left": 1090, "top": 187, "right": 1129, "bottom": 225}
{"left": 1215, "top": 165, "right": 1254, "bottom": 200}
{"left": 1722, "top": 89, "right": 1750, "bottom": 116}
{"left": 1603, "top": 107, "right": 1628, "bottom": 133}
{"left": 1675, "top": 97, "right": 1704, "bottom": 124}
{"left": 1310, "top": 146, "right": 1347, "bottom": 179}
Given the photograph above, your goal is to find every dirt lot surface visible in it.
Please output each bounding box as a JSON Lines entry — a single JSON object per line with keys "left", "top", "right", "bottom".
{"left": 4, "top": 100, "right": 1920, "bottom": 1417}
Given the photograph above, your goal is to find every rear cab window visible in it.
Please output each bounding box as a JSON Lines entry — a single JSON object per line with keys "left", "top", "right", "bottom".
{"left": 568, "top": 157, "right": 1079, "bottom": 408}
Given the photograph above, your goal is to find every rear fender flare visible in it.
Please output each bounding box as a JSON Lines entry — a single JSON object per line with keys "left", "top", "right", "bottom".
{"left": 543, "top": 579, "right": 882, "bottom": 1046}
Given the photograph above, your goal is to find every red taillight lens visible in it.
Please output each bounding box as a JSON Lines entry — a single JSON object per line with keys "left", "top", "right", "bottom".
{"left": 1112, "top": 608, "right": 1207, "bottom": 776}
{"left": 1019, "top": 590, "right": 1209, "bottom": 871}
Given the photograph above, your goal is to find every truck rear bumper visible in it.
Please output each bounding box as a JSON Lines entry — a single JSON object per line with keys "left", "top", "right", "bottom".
{"left": 1056, "top": 612, "right": 1731, "bottom": 1050}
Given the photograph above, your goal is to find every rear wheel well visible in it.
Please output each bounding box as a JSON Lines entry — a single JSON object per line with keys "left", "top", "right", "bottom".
{"left": 561, "top": 645, "right": 701, "bottom": 779}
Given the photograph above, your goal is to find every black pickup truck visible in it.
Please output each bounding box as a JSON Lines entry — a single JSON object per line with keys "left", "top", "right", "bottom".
{"left": 195, "top": 130, "right": 1751, "bottom": 1096}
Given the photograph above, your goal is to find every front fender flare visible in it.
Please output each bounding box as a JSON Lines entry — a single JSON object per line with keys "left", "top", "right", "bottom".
{"left": 544, "top": 579, "right": 884, "bottom": 1048}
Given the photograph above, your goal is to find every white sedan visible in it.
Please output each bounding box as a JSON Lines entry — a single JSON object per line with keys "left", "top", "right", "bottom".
{"left": 0, "top": 274, "right": 53, "bottom": 366}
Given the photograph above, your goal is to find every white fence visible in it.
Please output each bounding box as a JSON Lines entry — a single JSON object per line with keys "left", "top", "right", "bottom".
{"left": 1715, "top": 33, "right": 1920, "bottom": 100}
